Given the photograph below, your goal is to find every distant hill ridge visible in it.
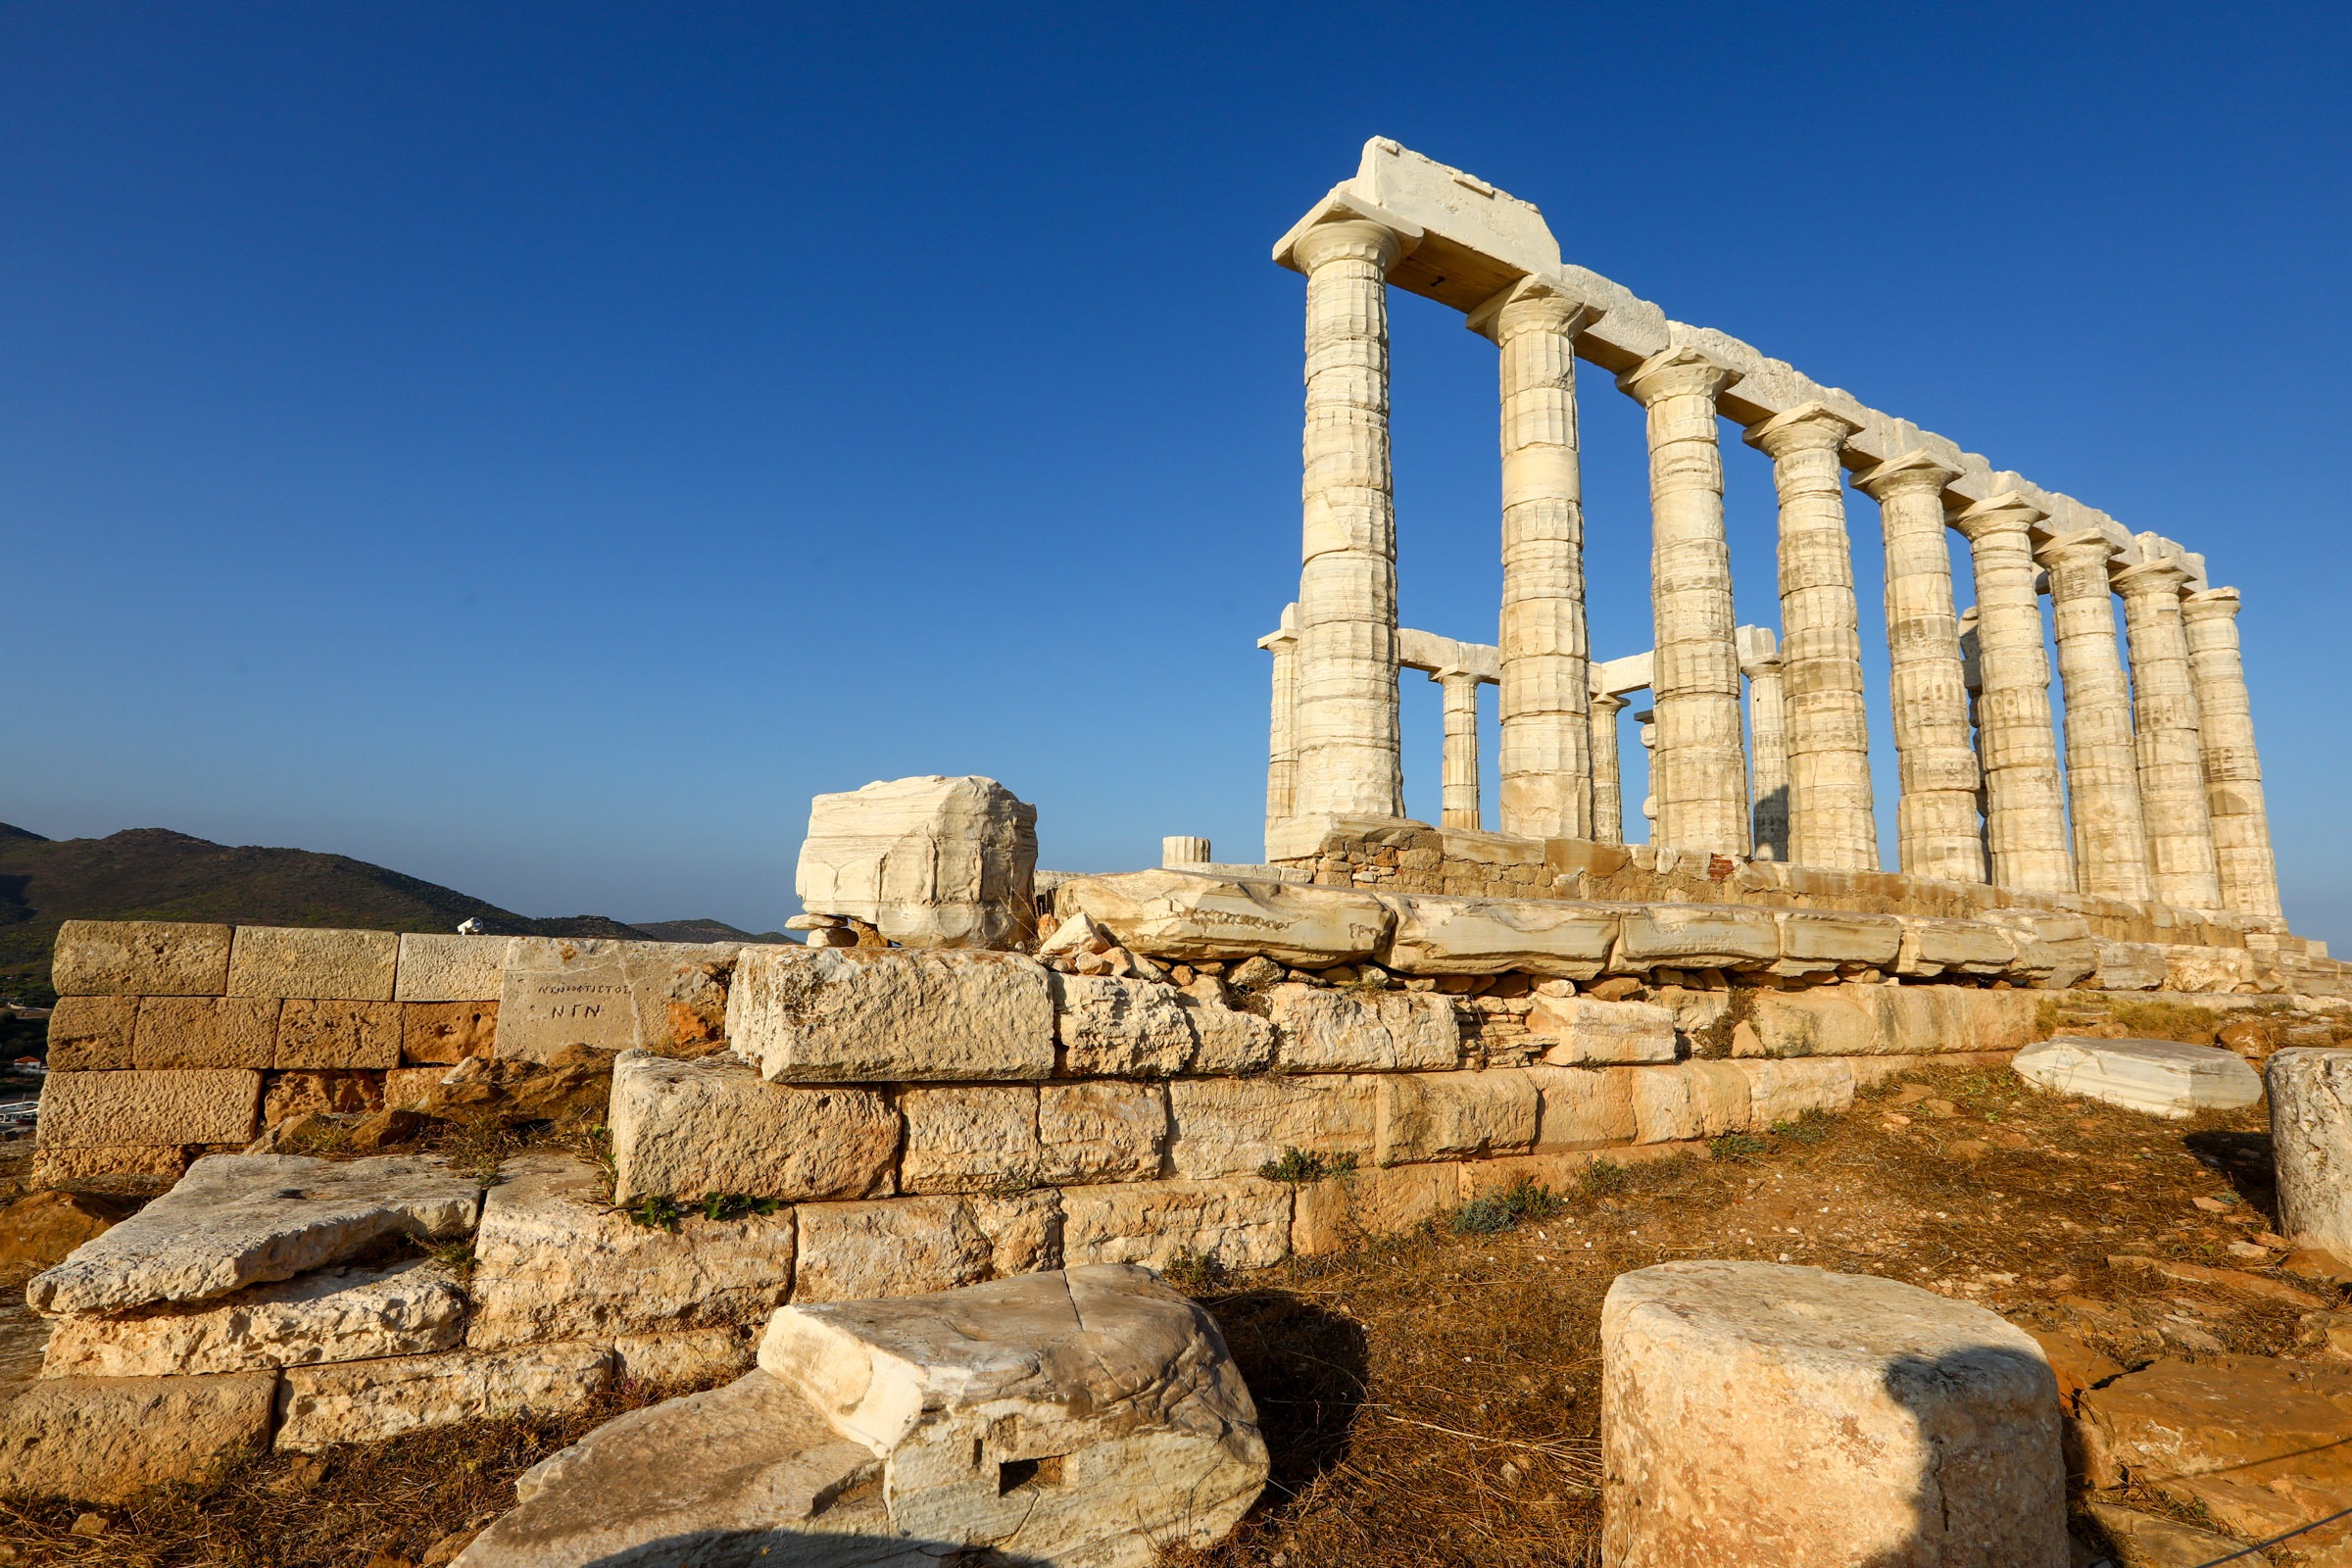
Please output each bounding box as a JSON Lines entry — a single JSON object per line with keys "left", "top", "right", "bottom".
{"left": 0, "top": 824, "right": 783, "bottom": 1002}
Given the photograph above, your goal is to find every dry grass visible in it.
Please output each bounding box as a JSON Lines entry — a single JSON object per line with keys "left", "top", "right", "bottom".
{"left": 0, "top": 1060, "right": 2329, "bottom": 1566}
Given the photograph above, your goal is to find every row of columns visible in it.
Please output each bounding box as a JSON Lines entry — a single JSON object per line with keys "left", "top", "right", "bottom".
{"left": 1277, "top": 211, "right": 2280, "bottom": 918}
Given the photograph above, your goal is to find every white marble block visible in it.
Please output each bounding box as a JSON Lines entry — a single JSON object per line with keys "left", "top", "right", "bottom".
{"left": 796, "top": 774, "right": 1038, "bottom": 950}
{"left": 2011, "top": 1037, "right": 2262, "bottom": 1119}
{"left": 2270, "top": 1049, "right": 2352, "bottom": 1256}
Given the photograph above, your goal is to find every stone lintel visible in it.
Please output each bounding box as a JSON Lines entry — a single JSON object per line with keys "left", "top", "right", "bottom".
{"left": 1590, "top": 650, "right": 1654, "bottom": 699}
{"left": 1397, "top": 627, "right": 1499, "bottom": 683}
{"left": 1463, "top": 270, "right": 1607, "bottom": 343}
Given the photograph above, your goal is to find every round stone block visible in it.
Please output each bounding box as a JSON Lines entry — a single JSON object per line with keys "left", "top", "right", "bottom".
{"left": 1601, "top": 1260, "right": 2065, "bottom": 1567}
{"left": 2271, "top": 1048, "right": 2352, "bottom": 1255}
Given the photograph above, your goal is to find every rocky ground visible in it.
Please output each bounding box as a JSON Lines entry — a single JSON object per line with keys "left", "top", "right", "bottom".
{"left": 0, "top": 1060, "right": 2340, "bottom": 1567}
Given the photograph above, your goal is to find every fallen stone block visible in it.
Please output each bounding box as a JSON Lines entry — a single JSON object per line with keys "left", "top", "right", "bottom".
{"left": 1601, "top": 1260, "right": 2066, "bottom": 1566}
{"left": 2012, "top": 1038, "right": 2263, "bottom": 1118}
{"left": 1053, "top": 972, "right": 1196, "bottom": 1075}
{"left": 394, "top": 932, "right": 509, "bottom": 1003}
{"left": 1374, "top": 1070, "right": 1539, "bottom": 1165}
{"left": 792, "top": 1197, "right": 994, "bottom": 1303}
{"left": 466, "top": 1154, "right": 796, "bottom": 1351}
{"left": 227, "top": 925, "right": 399, "bottom": 1001}
{"left": 1769, "top": 909, "right": 1902, "bottom": 977}
{"left": 2272, "top": 1049, "right": 2352, "bottom": 1257}
{"left": 1526, "top": 995, "right": 1675, "bottom": 1065}
{"left": 44, "top": 996, "right": 136, "bottom": 1070}
{"left": 274, "top": 1000, "right": 401, "bottom": 1068}
{"left": 41, "top": 1258, "right": 466, "bottom": 1377}
{"left": 400, "top": 1001, "right": 497, "bottom": 1064}
{"left": 33, "top": 1067, "right": 262, "bottom": 1150}
{"left": 449, "top": 1369, "right": 888, "bottom": 1566}
{"left": 608, "top": 1051, "right": 896, "bottom": 1203}
{"left": 51, "top": 919, "right": 232, "bottom": 998}
{"left": 727, "top": 946, "right": 1054, "bottom": 1083}
{"left": 498, "top": 937, "right": 739, "bottom": 1061}
{"left": 2091, "top": 939, "right": 2170, "bottom": 992}
{"left": 1611, "top": 905, "right": 1779, "bottom": 972}
{"left": 1055, "top": 868, "right": 1391, "bottom": 965}
{"left": 399, "top": 1045, "right": 614, "bottom": 1129}
{"left": 1166, "top": 1074, "right": 1377, "bottom": 1180}
{"left": 1060, "top": 1178, "right": 1291, "bottom": 1272}
{"left": 131, "top": 996, "right": 280, "bottom": 1069}
{"left": 1377, "top": 894, "right": 1616, "bottom": 978}
{"left": 760, "top": 1265, "right": 1264, "bottom": 1566}
{"left": 276, "top": 1342, "right": 613, "bottom": 1450}
{"left": 1264, "top": 983, "right": 1459, "bottom": 1071}
{"left": 26, "top": 1152, "right": 481, "bottom": 1315}
{"left": 0, "top": 1369, "right": 276, "bottom": 1501}
{"left": 796, "top": 774, "right": 1038, "bottom": 950}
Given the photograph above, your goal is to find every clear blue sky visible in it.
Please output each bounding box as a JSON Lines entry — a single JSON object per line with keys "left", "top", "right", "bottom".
{"left": 6, "top": 3, "right": 2348, "bottom": 943}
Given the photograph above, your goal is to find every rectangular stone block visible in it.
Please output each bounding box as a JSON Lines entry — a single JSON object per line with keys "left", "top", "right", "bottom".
{"left": 1893, "top": 917, "right": 2016, "bottom": 977}
{"left": 1059, "top": 1177, "right": 1292, "bottom": 1272}
{"left": 383, "top": 1065, "right": 447, "bottom": 1110}
{"left": 1527, "top": 995, "right": 1677, "bottom": 1065}
{"left": 1378, "top": 895, "right": 1617, "bottom": 979}
{"left": 395, "top": 932, "right": 509, "bottom": 1002}
{"left": 1623, "top": 1061, "right": 1750, "bottom": 1143}
{"left": 466, "top": 1154, "right": 797, "bottom": 1350}
{"left": 1770, "top": 910, "right": 1903, "bottom": 976}
{"left": 276, "top": 1343, "right": 613, "bottom": 1451}
{"left": 1611, "top": 906, "right": 1779, "bottom": 971}
{"left": 499, "top": 937, "right": 739, "bottom": 1062}
{"left": 609, "top": 1052, "right": 898, "bottom": 1204}
{"left": 1053, "top": 973, "right": 1197, "bottom": 1076}
{"left": 726, "top": 946, "right": 1054, "bottom": 1083}
{"left": 133, "top": 997, "right": 280, "bottom": 1069}
{"left": 2162, "top": 944, "right": 2262, "bottom": 996}
{"left": 1986, "top": 911, "right": 2096, "bottom": 989}
{"left": 402, "top": 1001, "right": 498, "bottom": 1064}
{"left": 0, "top": 1370, "right": 276, "bottom": 1500}
{"left": 1374, "top": 1070, "right": 1539, "bottom": 1165}
{"left": 1054, "top": 868, "right": 1391, "bottom": 965}
{"left": 35, "top": 1068, "right": 262, "bottom": 1149}
{"left": 275, "top": 1000, "right": 401, "bottom": 1068}
{"left": 227, "top": 925, "right": 398, "bottom": 1001}
{"left": 45, "top": 995, "right": 136, "bottom": 1070}
{"left": 898, "top": 1086, "right": 1041, "bottom": 1196}
{"left": 796, "top": 774, "right": 1038, "bottom": 949}
{"left": 1737, "top": 985, "right": 2043, "bottom": 1058}
{"left": 792, "top": 1197, "right": 993, "bottom": 1303}
{"left": 262, "top": 1070, "right": 383, "bottom": 1127}
{"left": 2090, "top": 940, "right": 2169, "bottom": 992}
{"left": 1735, "top": 1058, "right": 1856, "bottom": 1125}
{"left": 29, "top": 1145, "right": 201, "bottom": 1186}
{"left": 1264, "top": 984, "right": 1460, "bottom": 1071}
{"left": 1165, "top": 1074, "right": 1377, "bottom": 1180}
{"left": 1293, "top": 1164, "right": 1455, "bottom": 1255}
{"left": 52, "top": 919, "right": 231, "bottom": 997}
{"left": 1039, "top": 1082, "right": 1167, "bottom": 1185}
{"left": 1526, "top": 1065, "right": 1639, "bottom": 1150}
{"left": 42, "top": 1259, "right": 466, "bottom": 1377}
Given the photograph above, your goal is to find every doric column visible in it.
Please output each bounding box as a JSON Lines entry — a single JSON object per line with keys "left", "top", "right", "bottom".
{"left": 2181, "top": 587, "right": 2282, "bottom": 917}
{"left": 2036, "top": 532, "right": 2153, "bottom": 903}
{"left": 1853, "top": 451, "right": 1984, "bottom": 883}
{"left": 1951, "top": 495, "right": 2076, "bottom": 894}
{"left": 1744, "top": 403, "right": 1876, "bottom": 870}
{"left": 1618, "top": 346, "right": 1747, "bottom": 857}
{"left": 1434, "top": 667, "right": 1483, "bottom": 831}
{"left": 2115, "top": 557, "right": 2224, "bottom": 907}
{"left": 1257, "top": 604, "right": 1300, "bottom": 858}
{"left": 1745, "top": 655, "right": 1789, "bottom": 861}
{"left": 1591, "top": 693, "right": 1629, "bottom": 846}
{"left": 1469, "top": 278, "right": 1603, "bottom": 841}
{"left": 1292, "top": 218, "right": 1407, "bottom": 820}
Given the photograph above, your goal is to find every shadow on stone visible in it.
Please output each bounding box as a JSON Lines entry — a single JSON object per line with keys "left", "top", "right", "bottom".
{"left": 566, "top": 1530, "right": 1052, "bottom": 1566}
{"left": 2185, "top": 1127, "right": 2277, "bottom": 1215}
{"left": 1188, "top": 1288, "right": 1371, "bottom": 1507}
{"left": 1850, "top": 1343, "right": 2070, "bottom": 1568}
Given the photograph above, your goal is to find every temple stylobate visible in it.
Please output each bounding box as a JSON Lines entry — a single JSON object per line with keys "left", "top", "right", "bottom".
{"left": 1257, "top": 137, "right": 2281, "bottom": 924}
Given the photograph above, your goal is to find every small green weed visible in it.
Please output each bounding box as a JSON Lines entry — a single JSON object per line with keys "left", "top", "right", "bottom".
{"left": 1162, "top": 1248, "right": 1233, "bottom": 1292}
{"left": 1450, "top": 1177, "right": 1565, "bottom": 1236}
{"left": 1256, "top": 1149, "right": 1361, "bottom": 1186}
{"left": 696, "top": 1193, "right": 782, "bottom": 1222}
{"left": 1772, "top": 1110, "right": 1831, "bottom": 1146}
{"left": 1710, "top": 1133, "right": 1768, "bottom": 1160}
{"left": 622, "top": 1195, "right": 682, "bottom": 1233}
{"left": 1581, "top": 1158, "right": 1634, "bottom": 1198}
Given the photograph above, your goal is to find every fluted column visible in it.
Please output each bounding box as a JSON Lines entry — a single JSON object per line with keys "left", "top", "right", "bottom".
{"left": 1746, "top": 656, "right": 1790, "bottom": 861}
{"left": 1745, "top": 403, "right": 1876, "bottom": 871}
{"left": 1619, "top": 346, "right": 1747, "bottom": 857}
{"left": 1293, "top": 219, "right": 1407, "bottom": 820}
{"left": 1471, "top": 279, "right": 1602, "bottom": 840}
{"left": 1952, "top": 495, "right": 2075, "bottom": 893}
{"left": 1258, "top": 604, "right": 1300, "bottom": 858}
{"left": 2115, "top": 557, "right": 2224, "bottom": 907}
{"left": 2181, "top": 587, "right": 2281, "bottom": 917}
{"left": 2037, "top": 532, "right": 2153, "bottom": 903}
{"left": 1591, "top": 693, "right": 1629, "bottom": 845}
{"left": 1853, "top": 452, "right": 1984, "bottom": 883}
{"left": 1434, "top": 667, "right": 1483, "bottom": 830}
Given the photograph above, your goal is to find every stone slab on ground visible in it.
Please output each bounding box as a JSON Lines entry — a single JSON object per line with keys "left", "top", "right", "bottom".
{"left": 25, "top": 1152, "right": 482, "bottom": 1315}
{"left": 0, "top": 1369, "right": 277, "bottom": 1501}
{"left": 727, "top": 946, "right": 1055, "bottom": 1083}
{"left": 796, "top": 773, "right": 1039, "bottom": 950}
{"left": 466, "top": 1153, "right": 797, "bottom": 1350}
{"left": 2086, "top": 1501, "right": 2273, "bottom": 1568}
{"left": 449, "top": 1370, "right": 888, "bottom": 1568}
{"left": 759, "top": 1264, "right": 1266, "bottom": 1566}
{"left": 33, "top": 1066, "right": 263, "bottom": 1150}
{"left": 276, "top": 1342, "right": 614, "bottom": 1450}
{"left": 51, "top": 919, "right": 232, "bottom": 998}
{"left": 1601, "top": 1260, "right": 2066, "bottom": 1566}
{"left": 609, "top": 1051, "right": 898, "bottom": 1204}
{"left": 40, "top": 1257, "right": 466, "bottom": 1377}
{"left": 2271, "top": 1049, "right": 2352, "bottom": 1255}
{"left": 2013, "top": 1037, "right": 2264, "bottom": 1118}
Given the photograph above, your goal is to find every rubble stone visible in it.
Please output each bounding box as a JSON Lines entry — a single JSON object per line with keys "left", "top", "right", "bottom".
{"left": 52, "top": 919, "right": 232, "bottom": 998}
{"left": 1179, "top": 992, "right": 1278, "bottom": 1074}
{"left": 1264, "top": 983, "right": 1459, "bottom": 1071}
{"left": 276, "top": 1343, "right": 613, "bottom": 1450}
{"left": 727, "top": 946, "right": 1054, "bottom": 1083}
{"left": 608, "top": 1051, "right": 896, "bottom": 1203}
{"left": 1053, "top": 972, "right": 1197, "bottom": 1075}
{"left": 227, "top": 926, "right": 399, "bottom": 1001}
{"left": 0, "top": 1370, "right": 276, "bottom": 1500}
{"left": 2013, "top": 1038, "right": 2263, "bottom": 1118}
{"left": 1602, "top": 1260, "right": 2066, "bottom": 1566}
{"left": 41, "top": 1259, "right": 466, "bottom": 1377}
{"left": 33, "top": 1067, "right": 261, "bottom": 1151}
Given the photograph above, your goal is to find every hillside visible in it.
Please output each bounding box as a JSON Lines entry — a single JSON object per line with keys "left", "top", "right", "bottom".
{"left": 0, "top": 824, "right": 659, "bottom": 1003}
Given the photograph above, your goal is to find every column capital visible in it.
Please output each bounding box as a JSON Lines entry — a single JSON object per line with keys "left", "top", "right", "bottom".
{"left": 1288, "top": 216, "right": 1409, "bottom": 274}
{"left": 1851, "top": 448, "right": 1961, "bottom": 502}
{"left": 1429, "top": 663, "right": 1484, "bottom": 684}
{"left": 1273, "top": 190, "right": 1422, "bottom": 273}
{"left": 2113, "top": 556, "right": 2194, "bottom": 598}
{"left": 1615, "top": 344, "right": 1740, "bottom": 408}
{"left": 1742, "top": 400, "right": 1861, "bottom": 459}
{"left": 1592, "top": 692, "right": 1632, "bottom": 714}
{"left": 1949, "top": 491, "right": 2046, "bottom": 544}
{"left": 2181, "top": 586, "right": 2242, "bottom": 621}
{"left": 2034, "top": 528, "right": 2122, "bottom": 571}
{"left": 1465, "top": 273, "right": 1606, "bottom": 345}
